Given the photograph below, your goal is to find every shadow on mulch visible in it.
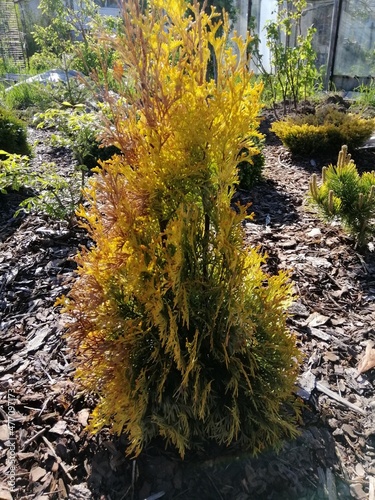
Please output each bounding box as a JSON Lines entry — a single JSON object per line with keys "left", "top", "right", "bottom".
{"left": 83, "top": 405, "right": 352, "bottom": 500}
{"left": 0, "top": 190, "right": 30, "bottom": 243}
{"left": 351, "top": 148, "right": 375, "bottom": 174}
{"left": 287, "top": 148, "right": 375, "bottom": 175}
{"left": 241, "top": 178, "right": 300, "bottom": 226}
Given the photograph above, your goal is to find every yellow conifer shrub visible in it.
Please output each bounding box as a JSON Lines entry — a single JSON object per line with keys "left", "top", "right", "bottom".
{"left": 271, "top": 106, "right": 374, "bottom": 157}
{"left": 60, "top": 0, "right": 301, "bottom": 457}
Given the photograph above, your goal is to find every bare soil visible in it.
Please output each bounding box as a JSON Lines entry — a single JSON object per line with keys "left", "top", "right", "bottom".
{"left": 1, "top": 119, "right": 375, "bottom": 500}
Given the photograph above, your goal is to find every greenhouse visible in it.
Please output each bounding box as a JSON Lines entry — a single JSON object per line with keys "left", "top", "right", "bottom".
{"left": 1, "top": 0, "right": 375, "bottom": 91}
{"left": 246, "top": 0, "right": 375, "bottom": 90}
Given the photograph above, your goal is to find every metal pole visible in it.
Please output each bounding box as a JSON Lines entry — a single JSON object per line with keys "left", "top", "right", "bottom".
{"left": 325, "top": 0, "right": 343, "bottom": 90}
{"left": 248, "top": 0, "right": 252, "bottom": 26}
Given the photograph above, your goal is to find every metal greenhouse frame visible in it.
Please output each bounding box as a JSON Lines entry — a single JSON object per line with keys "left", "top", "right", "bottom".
{"left": 0, "top": 0, "right": 26, "bottom": 69}
{"left": 244, "top": 0, "right": 375, "bottom": 91}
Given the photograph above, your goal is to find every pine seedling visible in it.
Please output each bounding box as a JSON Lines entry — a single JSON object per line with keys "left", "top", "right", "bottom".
{"left": 309, "top": 145, "right": 375, "bottom": 247}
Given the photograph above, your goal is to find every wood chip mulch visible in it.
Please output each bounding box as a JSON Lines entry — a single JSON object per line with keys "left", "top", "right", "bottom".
{"left": 1, "top": 124, "right": 375, "bottom": 500}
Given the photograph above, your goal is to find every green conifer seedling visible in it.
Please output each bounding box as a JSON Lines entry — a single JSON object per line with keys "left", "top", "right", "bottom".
{"left": 309, "top": 145, "right": 375, "bottom": 247}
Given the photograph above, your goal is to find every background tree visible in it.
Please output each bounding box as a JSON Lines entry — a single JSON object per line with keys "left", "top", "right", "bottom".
{"left": 30, "top": 0, "right": 119, "bottom": 76}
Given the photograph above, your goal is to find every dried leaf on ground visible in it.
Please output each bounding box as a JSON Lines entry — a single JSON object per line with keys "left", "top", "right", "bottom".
{"left": 357, "top": 341, "right": 375, "bottom": 375}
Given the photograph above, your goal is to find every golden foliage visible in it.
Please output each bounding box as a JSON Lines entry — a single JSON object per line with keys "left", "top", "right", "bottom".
{"left": 271, "top": 108, "right": 374, "bottom": 156}
{"left": 61, "top": 0, "right": 301, "bottom": 457}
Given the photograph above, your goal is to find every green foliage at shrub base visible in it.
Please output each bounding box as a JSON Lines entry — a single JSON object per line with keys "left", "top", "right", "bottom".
{"left": 237, "top": 155, "right": 264, "bottom": 190}
{"left": 236, "top": 138, "right": 265, "bottom": 190}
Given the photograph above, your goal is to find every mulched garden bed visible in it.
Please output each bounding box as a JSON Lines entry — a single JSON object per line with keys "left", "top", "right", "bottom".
{"left": 1, "top": 117, "right": 375, "bottom": 500}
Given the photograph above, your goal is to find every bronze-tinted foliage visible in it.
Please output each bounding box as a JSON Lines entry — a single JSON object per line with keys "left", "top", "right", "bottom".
{"left": 60, "top": 0, "right": 301, "bottom": 457}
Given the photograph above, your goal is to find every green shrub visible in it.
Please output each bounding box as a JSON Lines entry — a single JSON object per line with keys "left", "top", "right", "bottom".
{"left": 271, "top": 105, "right": 374, "bottom": 156}
{"left": 59, "top": 0, "right": 301, "bottom": 459}
{"left": 28, "top": 52, "right": 61, "bottom": 73}
{"left": 0, "top": 107, "right": 30, "bottom": 155}
{"left": 309, "top": 145, "right": 375, "bottom": 247}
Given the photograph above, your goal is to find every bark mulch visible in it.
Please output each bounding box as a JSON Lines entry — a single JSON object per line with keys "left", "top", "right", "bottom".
{"left": 1, "top": 122, "right": 375, "bottom": 500}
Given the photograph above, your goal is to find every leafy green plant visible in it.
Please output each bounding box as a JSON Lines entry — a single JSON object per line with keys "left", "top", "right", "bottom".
{"left": 0, "top": 150, "right": 32, "bottom": 193}
{"left": 0, "top": 149, "right": 86, "bottom": 224}
{"left": 31, "top": 0, "right": 119, "bottom": 87}
{"left": 59, "top": 0, "right": 301, "bottom": 459}
{"left": 32, "top": 0, "right": 97, "bottom": 58}
{"left": 309, "top": 145, "right": 375, "bottom": 247}
{"left": 28, "top": 52, "right": 61, "bottom": 73}
{"left": 0, "top": 107, "right": 30, "bottom": 155}
{"left": 36, "top": 103, "right": 119, "bottom": 169}
{"left": 19, "top": 163, "right": 86, "bottom": 225}
{"left": 250, "top": 0, "right": 321, "bottom": 115}
{"left": 271, "top": 105, "right": 374, "bottom": 156}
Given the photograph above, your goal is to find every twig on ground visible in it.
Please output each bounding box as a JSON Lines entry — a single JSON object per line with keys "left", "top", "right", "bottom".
{"left": 21, "top": 427, "right": 46, "bottom": 451}
{"left": 316, "top": 381, "right": 367, "bottom": 416}
{"left": 42, "top": 435, "right": 74, "bottom": 481}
